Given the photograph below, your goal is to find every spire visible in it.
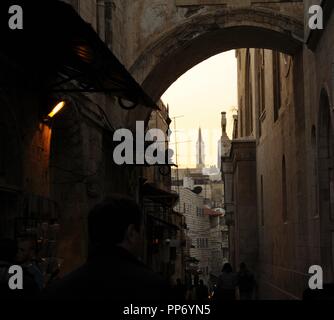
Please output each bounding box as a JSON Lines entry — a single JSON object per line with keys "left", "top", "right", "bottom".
{"left": 221, "top": 112, "right": 227, "bottom": 135}
{"left": 196, "top": 127, "right": 205, "bottom": 169}
{"left": 218, "top": 110, "right": 232, "bottom": 167}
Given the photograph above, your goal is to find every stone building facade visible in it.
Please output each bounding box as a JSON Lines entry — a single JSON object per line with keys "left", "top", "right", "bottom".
{"left": 0, "top": 0, "right": 170, "bottom": 278}
{"left": 221, "top": 0, "right": 334, "bottom": 298}
{"left": 174, "top": 187, "right": 211, "bottom": 285}
{"left": 207, "top": 208, "right": 229, "bottom": 283}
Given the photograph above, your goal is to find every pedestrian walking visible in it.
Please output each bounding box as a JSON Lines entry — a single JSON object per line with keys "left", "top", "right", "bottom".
{"left": 237, "top": 262, "right": 255, "bottom": 300}
{"left": 213, "top": 263, "right": 238, "bottom": 301}
{"left": 196, "top": 279, "right": 209, "bottom": 301}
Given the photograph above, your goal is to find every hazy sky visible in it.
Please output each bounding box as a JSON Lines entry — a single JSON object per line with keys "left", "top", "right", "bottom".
{"left": 161, "top": 51, "right": 238, "bottom": 168}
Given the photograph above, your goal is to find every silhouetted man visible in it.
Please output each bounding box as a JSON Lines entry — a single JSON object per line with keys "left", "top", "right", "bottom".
{"left": 237, "top": 263, "right": 255, "bottom": 300}
{"left": 214, "top": 263, "right": 238, "bottom": 301}
{"left": 44, "top": 194, "right": 171, "bottom": 301}
{"left": 172, "top": 278, "right": 186, "bottom": 301}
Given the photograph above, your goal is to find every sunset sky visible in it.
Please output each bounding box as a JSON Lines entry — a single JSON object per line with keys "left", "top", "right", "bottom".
{"left": 161, "top": 50, "right": 238, "bottom": 168}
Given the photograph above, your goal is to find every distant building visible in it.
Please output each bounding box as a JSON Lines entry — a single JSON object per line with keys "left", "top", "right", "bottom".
{"left": 172, "top": 136, "right": 228, "bottom": 289}
{"left": 173, "top": 187, "right": 210, "bottom": 286}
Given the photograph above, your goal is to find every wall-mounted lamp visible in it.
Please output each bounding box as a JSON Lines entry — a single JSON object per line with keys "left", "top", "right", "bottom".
{"left": 44, "top": 100, "right": 66, "bottom": 122}
{"left": 118, "top": 97, "right": 138, "bottom": 110}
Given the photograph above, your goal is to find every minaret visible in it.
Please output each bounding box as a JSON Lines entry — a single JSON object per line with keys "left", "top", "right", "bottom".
{"left": 196, "top": 127, "right": 205, "bottom": 169}
{"left": 218, "top": 112, "right": 232, "bottom": 168}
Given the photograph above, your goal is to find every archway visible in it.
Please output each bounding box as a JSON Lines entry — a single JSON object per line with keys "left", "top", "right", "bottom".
{"left": 127, "top": 5, "right": 305, "bottom": 298}
{"left": 131, "top": 7, "right": 303, "bottom": 98}
{"left": 128, "top": 6, "right": 304, "bottom": 126}
{"left": 317, "top": 89, "right": 334, "bottom": 282}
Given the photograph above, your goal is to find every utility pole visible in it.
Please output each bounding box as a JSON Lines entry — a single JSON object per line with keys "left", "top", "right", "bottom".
{"left": 171, "top": 115, "right": 185, "bottom": 283}
{"left": 171, "top": 115, "right": 184, "bottom": 212}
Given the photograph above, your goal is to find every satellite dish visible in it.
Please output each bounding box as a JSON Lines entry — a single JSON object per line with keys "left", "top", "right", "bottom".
{"left": 192, "top": 186, "right": 202, "bottom": 194}
{"left": 214, "top": 208, "right": 225, "bottom": 216}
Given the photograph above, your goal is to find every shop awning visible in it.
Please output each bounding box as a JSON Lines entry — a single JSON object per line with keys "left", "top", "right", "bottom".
{"left": 204, "top": 207, "right": 224, "bottom": 217}
{"left": 142, "top": 183, "right": 179, "bottom": 207}
{"left": 0, "top": 0, "right": 157, "bottom": 108}
{"left": 147, "top": 214, "right": 179, "bottom": 230}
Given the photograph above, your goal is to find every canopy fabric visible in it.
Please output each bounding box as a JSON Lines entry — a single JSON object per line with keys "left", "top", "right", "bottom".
{"left": 0, "top": 0, "right": 157, "bottom": 108}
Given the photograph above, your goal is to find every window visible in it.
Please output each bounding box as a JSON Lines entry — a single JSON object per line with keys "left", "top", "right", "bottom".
{"left": 222, "top": 231, "right": 228, "bottom": 242}
{"left": 273, "top": 51, "right": 281, "bottom": 121}
{"left": 260, "top": 50, "right": 266, "bottom": 114}
{"left": 205, "top": 238, "right": 208, "bottom": 248}
{"left": 318, "top": 90, "right": 334, "bottom": 221}
{"left": 282, "top": 156, "right": 288, "bottom": 223}
{"left": 311, "top": 126, "right": 319, "bottom": 217}
{"left": 104, "top": 1, "right": 113, "bottom": 49}
{"left": 239, "top": 99, "right": 244, "bottom": 137}
{"left": 245, "top": 49, "right": 253, "bottom": 136}
{"left": 332, "top": 232, "right": 334, "bottom": 274}
{"left": 0, "top": 124, "right": 5, "bottom": 176}
{"left": 258, "top": 49, "right": 266, "bottom": 137}
{"left": 330, "top": 169, "right": 334, "bottom": 220}
{"left": 261, "top": 175, "right": 264, "bottom": 226}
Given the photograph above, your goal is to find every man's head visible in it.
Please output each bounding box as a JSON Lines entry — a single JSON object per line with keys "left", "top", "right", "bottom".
{"left": 222, "top": 263, "right": 233, "bottom": 273}
{"left": 88, "top": 194, "right": 143, "bottom": 257}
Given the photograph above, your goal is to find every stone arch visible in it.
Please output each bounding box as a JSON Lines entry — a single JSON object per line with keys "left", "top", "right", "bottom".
{"left": 130, "top": 6, "right": 304, "bottom": 103}
{"left": 317, "top": 88, "right": 334, "bottom": 281}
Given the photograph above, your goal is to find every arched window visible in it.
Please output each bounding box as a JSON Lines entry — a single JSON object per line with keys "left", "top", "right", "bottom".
{"left": 245, "top": 49, "right": 253, "bottom": 136}
{"left": 317, "top": 89, "right": 334, "bottom": 280}
{"left": 258, "top": 49, "right": 266, "bottom": 137}
{"left": 318, "top": 90, "right": 334, "bottom": 221}
{"left": 260, "top": 175, "right": 265, "bottom": 226}
{"left": 282, "top": 155, "right": 288, "bottom": 223}
{"left": 273, "top": 51, "right": 281, "bottom": 121}
{"left": 311, "top": 125, "right": 319, "bottom": 217}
